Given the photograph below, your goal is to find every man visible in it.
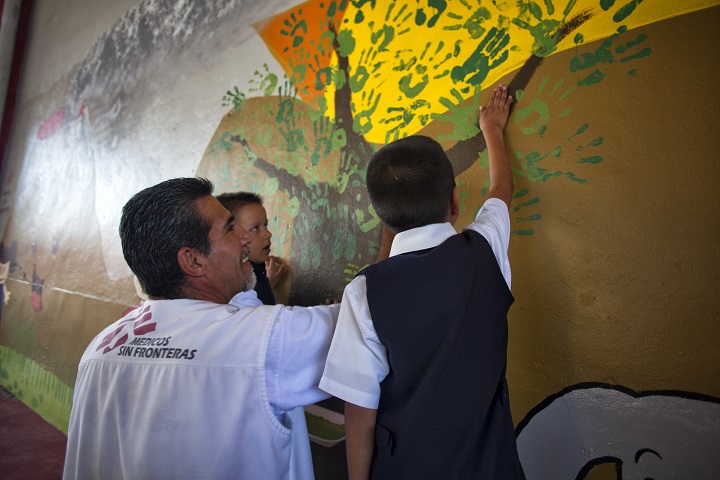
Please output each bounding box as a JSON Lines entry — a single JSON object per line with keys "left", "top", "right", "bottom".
{"left": 63, "top": 177, "right": 339, "bottom": 479}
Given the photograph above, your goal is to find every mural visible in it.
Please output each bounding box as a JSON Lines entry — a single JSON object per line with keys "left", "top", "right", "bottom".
{"left": 0, "top": 0, "right": 718, "bottom": 476}
{"left": 197, "top": 0, "right": 714, "bottom": 304}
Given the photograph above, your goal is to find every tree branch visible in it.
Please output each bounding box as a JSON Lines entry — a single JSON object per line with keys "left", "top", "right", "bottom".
{"left": 446, "top": 10, "right": 593, "bottom": 176}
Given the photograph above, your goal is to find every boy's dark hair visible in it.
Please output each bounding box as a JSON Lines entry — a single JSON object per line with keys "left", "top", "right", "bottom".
{"left": 215, "top": 191, "right": 263, "bottom": 214}
{"left": 366, "top": 135, "right": 455, "bottom": 233}
{"left": 120, "top": 177, "right": 214, "bottom": 299}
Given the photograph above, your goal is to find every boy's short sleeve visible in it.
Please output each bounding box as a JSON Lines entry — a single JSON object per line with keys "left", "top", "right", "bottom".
{"left": 463, "top": 197, "right": 512, "bottom": 288}
{"left": 319, "top": 275, "right": 389, "bottom": 409}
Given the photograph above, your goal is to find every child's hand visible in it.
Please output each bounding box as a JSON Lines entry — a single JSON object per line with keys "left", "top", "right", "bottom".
{"left": 265, "top": 256, "right": 287, "bottom": 288}
{"left": 479, "top": 84, "right": 513, "bottom": 133}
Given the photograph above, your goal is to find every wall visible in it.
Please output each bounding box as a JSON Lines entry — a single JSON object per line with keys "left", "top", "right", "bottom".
{"left": 0, "top": 0, "right": 718, "bottom": 477}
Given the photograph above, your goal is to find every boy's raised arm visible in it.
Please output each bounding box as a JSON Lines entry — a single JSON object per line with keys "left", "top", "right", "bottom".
{"left": 479, "top": 84, "right": 514, "bottom": 208}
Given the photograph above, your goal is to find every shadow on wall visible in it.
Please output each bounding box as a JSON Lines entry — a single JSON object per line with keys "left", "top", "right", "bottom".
{"left": 515, "top": 383, "right": 720, "bottom": 479}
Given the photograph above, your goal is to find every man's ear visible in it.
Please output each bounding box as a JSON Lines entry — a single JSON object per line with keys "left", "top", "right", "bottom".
{"left": 177, "top": 247, "right": 206, "bottom": 278}
{"left": 448, "top": 186, "right": 461, "bottom": 225}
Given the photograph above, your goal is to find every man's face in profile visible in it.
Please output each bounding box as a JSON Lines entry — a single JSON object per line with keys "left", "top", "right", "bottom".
{"left": 195, "top": 195, "right": 256, "bottom": 302}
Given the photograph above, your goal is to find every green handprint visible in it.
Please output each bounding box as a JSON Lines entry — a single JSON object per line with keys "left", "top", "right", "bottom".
{"left": 398, "top": 70, "right": 429, "bottom": 99}
{"left": 514, "top": 75, "right": 575, "bottom": 137}
{"left": 274, "top": 80, "right": 298, "bottom": 125}
{"left": 600, "top": 0, "right": 646, "bottom": 23}
{"left": 336, "top": 28, "right": 357, "bottom": 58}
{"left": 280, "top": 10, "right": 309, "bottom": 48}
{"left": 276, "top": 3, "right": 344, "bottom": 92}
{"left": 381, "top": 99, "right": 432, "bottom": 143}
{"left": 513, "top": 150, "right": 566, "bottom": 183}
{"left": 359, "top": 0, "right": 408, "bottom": 48}
{"left": 247, "top": 64, "right": 279, "bottom": 97}
{"left": 443, "top": 5, "right": 493, "bottom": 40}
{"left": 221, "top": 86, "right": 245, "bottom": 111}
{"left": 287, "top": 46, "right": 313, "bottom": 86}
{"left": 414, "top": 0, "right": 448, "bottom": 29}
{"left": 466, "top": 182, "right": 541, "bottom": 236}
{"left": 433, "top": 86, "right": 481, "bottom": 142}
{"left": 353, "top": 202, "right": 380, "bottom": 233}
{"left": 568, "top": 124, "right": 603, "bottom": 165}
{"left": 343, "top": 262, "right": 369, "bottom": 283}
{"left": 271, "top": 80, "right": 308, "bottom": 155}
{"left": 511, "top": 188, "right": 541, "bottom": 236}
{"left": 349, "top": 46, "right": 381, "bottom": 93}
{"left": 313, "top": 65, "right": 336, "bottom": 92}
{"left": 331, "top": 225, "right": 358, "bottom": 262}
{"left": 511, "top": 122, "right": 603, "bottom": 185}
{"left": 451, "top": 27, "right": 510, "bottom": 85}
{"left": 352, "top": 0, "right": 379, "bottom": 24}
{"left": 310, "top": 136, "right": 333, "bottom": 167}
{"left": 512, "top": 0, "right": 578, "bottom": 57}
{"left": 352, "top": 89, "right": 382, "bottom": 135}
{"left": 370, "top": 23, "right": 395, "bottom": 51}
{"left": 307, "top": 96, "right": 337, "bottom": 166}
{"left": 456, "top": 178, "right": 470, "bottom": 213}
{"left": 571, "top": 25, "right": 651, "bottom": 85}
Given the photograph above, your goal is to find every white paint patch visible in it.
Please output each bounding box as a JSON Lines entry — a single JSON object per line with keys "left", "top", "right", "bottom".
{"left": 59, "top": 0, "right": 305, "bottom": 282}
{"left": 516, "top": 384, "right": 720, "bottom": 479}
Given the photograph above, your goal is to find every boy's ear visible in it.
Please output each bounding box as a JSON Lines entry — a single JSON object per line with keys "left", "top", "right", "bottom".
{"left": 448, "top": 187, "right": 461, "bottom": 225}
{"left": 177, "top": 247, "right": 207, "bottom": 278}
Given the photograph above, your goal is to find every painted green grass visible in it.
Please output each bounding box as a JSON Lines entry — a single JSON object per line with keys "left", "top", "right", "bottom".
{"left": 0, "top": 346, "right": 72, "bottom": 434}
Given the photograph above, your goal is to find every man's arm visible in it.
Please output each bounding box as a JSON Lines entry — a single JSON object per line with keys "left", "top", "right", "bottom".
{"left": 263, "top": 303, "right": 341, "bottom": 414}
{"left": 344, "top": 402, "right": 377, "bottom": 480}
{"left": 479, "top": 84, "right": 514, "bottom": 208}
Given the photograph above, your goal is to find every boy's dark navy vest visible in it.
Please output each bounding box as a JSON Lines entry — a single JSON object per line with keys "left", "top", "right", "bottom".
{"left": 362, "top": 229, "right": 525, "bottom": 479}
{"left": 252, "top": 262, "right": 276, "bottom": 305}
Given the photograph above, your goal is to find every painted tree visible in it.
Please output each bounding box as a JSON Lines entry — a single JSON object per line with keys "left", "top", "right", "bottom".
{"left": 199, "top": 0, "right": 653, "bottom": 305}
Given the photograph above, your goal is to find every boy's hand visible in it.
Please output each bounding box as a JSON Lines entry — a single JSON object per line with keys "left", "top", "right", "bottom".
{"left": 265, "top": 256, "right": 287, "bottom": 288}
{"left": 479, "top": 84, "right": 513, "bottom": 133}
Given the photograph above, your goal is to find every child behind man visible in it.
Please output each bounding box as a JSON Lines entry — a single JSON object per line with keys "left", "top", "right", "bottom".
{"left": 216, "top": 192, "right": 286, "bottom": 305}
{"left": 319, "top": 85, "right": 525, "bottom": 478}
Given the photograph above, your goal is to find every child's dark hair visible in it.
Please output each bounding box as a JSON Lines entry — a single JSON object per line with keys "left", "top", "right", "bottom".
{"left": 215, "top": 191, "right": 263, "bottom": 214}
{"left": 366, "top": 135, "right": 455, "bottom": 233}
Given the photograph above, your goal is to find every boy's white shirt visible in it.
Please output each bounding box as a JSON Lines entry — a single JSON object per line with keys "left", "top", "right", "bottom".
{"left": 319, "top": 198, "right": 511, "bottom": 409}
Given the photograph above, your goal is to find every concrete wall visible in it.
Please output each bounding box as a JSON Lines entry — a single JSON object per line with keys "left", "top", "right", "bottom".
{"left": 0, "top": 0, "right": 718, "bottom": 477}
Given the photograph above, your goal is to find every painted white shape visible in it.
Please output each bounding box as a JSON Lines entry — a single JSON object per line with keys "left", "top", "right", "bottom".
{"left": 516, "top": 385, "right": 720, "bottom": 479}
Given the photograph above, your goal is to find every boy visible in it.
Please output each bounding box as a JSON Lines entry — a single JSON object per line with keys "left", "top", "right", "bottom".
{"left": 216, "top": 192, "right": 286, "bottom": 305}
{"left": 319, "top": 85, "right": 525, "bottom": 478}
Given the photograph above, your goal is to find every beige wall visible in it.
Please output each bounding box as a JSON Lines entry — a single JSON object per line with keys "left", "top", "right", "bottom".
{"left": 0, "top": 0, "right": 718, "bottom": 476}
{"left": 506, "top": 7, "right": 720, "bottom": 404}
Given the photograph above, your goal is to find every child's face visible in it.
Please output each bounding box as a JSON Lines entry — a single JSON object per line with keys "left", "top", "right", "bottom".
{"left": 234, "top": 203, "right": 273, "bottom": 264}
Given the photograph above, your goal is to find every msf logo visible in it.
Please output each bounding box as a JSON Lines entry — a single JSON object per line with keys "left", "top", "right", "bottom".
{"left": 96, "top": 304, "right": 156, "bottom": 354}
